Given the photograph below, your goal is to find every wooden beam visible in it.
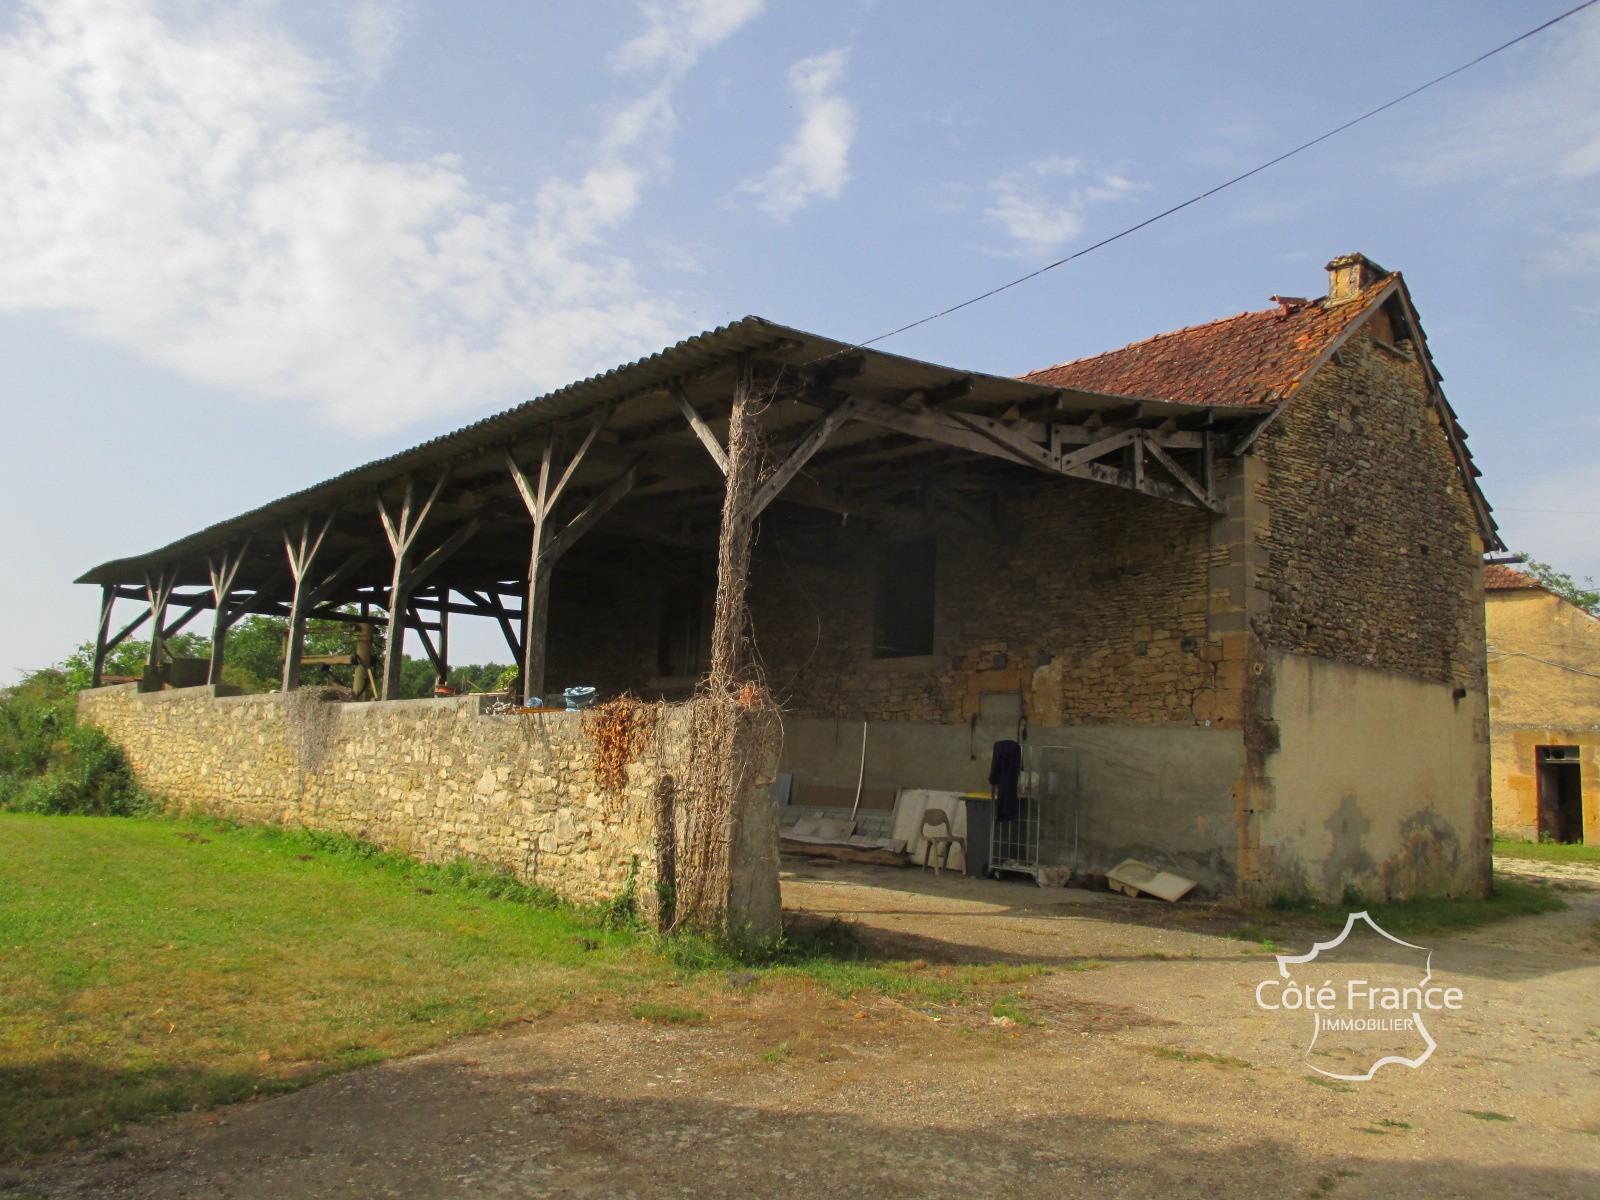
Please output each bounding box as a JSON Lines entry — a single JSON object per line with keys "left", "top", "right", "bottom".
{"left": 544, "top": 463, "right": 641, "bottom": 564}
{"left": 403, "top": 517, "right": 483, "bottom": 594}
{"left": 750, "top": 398, "right": 861, "bottom": 519}
{"left": 546, "top": 405, "right": 614, "bottom": 514}
{"left": 1143, "top": 438, "right": 1214, "bottom": 510}
{"left": 670, "top": 382, "right": 729, "bottom": 474}
{"left": 91, "top": 585, "right": 115, "bottom": 688}
{"left": 103, "top": 606, "right": 152, "bottom": 659}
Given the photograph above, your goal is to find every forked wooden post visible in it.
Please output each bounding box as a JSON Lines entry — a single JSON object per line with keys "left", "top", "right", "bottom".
{"left": 143, "top": 570, "right": 174, "bottom": 675}
{"left": 505, "top": 403, "right": 621, "bottom": 704}
{"left": 206, "top": 539, "right": 250, "bottom": 692}
{"left": 376, "top": 474, "right": 449, "bottom": 700}
{"left": 281, "top": 517, "right": 333, "bottom": 692}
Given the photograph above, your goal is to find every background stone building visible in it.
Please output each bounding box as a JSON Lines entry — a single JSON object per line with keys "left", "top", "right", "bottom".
{"left": 745, "top": 254, "right": 1496, "bottom": 901}
{"left": 1484, "top": 564, "right": 1599, "bottom": 844}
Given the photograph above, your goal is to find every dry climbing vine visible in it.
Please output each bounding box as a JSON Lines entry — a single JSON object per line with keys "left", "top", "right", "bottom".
{"left": 581, "top": 696, "right": 661, "bottom": 796}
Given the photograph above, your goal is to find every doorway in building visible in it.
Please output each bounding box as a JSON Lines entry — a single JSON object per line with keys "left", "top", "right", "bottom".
{"left": 1536, "top": 746, "right": 1585, "bottom": 843}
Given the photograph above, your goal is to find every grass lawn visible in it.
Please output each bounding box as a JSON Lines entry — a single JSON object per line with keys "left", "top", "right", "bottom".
{"left": 0, "top": 813, "right": 1030, "bottom": 1164}
{"left": 1494, "top": 837, "right": 1600, "bottom": 866}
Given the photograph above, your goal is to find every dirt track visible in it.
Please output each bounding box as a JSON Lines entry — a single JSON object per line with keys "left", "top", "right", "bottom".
{"left": 11, "top": 859, "right": 1600, "bottom": 1199}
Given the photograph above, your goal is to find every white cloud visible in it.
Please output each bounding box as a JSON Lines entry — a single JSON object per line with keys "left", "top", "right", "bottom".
{"left": 348, "top": 0, "right": 410, "bottom": 91}
{"left": 611, "top": 0, "right": 765, "bottom": 77}
{"left": 0, "top": 0, "right": 762, "bottom": 433}
{"left": 742, "top": 48, "right": 855, "bottom": 220}
{"left": 984, "top": 156, "right": 1141, "bottom": 257}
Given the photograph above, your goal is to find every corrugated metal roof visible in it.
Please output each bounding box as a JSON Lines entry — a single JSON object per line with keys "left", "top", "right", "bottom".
{"left": 77, "top": 315, "right": 1261, "bottom": 585}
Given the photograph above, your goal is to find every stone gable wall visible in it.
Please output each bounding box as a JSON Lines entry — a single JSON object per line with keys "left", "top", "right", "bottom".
{"left": 1252, "top": 323, "right": 1486, "bottom": 690}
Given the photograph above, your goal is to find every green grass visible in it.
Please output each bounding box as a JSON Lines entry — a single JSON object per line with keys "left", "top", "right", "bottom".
{"left": 1269, "top": 875, "right": 1566, "bottom": 938}
{"left": 629, "top": 1002, "right": 707, "bottom": 1025}
{"left": 760, "top": 1040, "right": 793, "bottom": 1064}
{"left": 1494, "top": 837, "right": 1600, "bottom": 866}
{"left": 1463, "top": 1110, "right": 1514, "bottom": 1122}
{"left": 0, "top": 812, "right": 654, "bottom": 1163}
{"left": 0, "top": 812, "right": 1042, "bottom": 1164}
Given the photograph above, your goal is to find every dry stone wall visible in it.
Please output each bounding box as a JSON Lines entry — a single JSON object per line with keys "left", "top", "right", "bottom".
{"left": 79, "top": 685, "right": 781, "bottom": 937}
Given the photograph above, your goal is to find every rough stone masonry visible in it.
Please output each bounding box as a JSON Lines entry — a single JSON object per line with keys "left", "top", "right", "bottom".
{"left": 78, "top": 685, "right": 782, "bottom": 939}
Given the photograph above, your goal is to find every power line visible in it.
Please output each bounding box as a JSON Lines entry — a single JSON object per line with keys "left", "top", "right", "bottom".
{"left": 837, "top": 0, "right": 1599, "bottom": 356}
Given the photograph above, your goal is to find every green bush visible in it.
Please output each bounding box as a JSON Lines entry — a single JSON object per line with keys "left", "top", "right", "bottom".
{"left": 0, "top": 671, "right": 146, "bottom": 816}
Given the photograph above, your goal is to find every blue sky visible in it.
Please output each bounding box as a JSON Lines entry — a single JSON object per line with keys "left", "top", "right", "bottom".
{"left": 2, "top": 0, "right": 1598, "bottom": 677}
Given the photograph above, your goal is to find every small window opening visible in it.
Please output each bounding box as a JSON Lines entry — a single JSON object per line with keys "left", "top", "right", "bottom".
{"left": 874, "top": 538, "right": 936, "bottom": 658}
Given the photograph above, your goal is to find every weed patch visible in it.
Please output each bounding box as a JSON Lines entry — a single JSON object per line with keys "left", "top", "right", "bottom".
{"left": 630, "top": 1003, "right": 707, "bottom": 1025}
{"left": 1147, "top": 1046, "right": 1254, "bottom": 1069}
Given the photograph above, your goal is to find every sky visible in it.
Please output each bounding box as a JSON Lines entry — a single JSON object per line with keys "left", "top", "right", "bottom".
{"left": 2, "top": 0, "right": 1598, "bottom": 678}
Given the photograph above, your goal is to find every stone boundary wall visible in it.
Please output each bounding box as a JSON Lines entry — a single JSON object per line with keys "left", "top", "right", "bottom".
{"left": 78, "top": 685, "right": 781, "bottom": 937}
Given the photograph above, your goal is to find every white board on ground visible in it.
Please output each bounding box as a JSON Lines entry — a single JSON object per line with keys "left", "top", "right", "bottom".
{"left": 1107, "top": 858, "right": 1197, "bottom": 902}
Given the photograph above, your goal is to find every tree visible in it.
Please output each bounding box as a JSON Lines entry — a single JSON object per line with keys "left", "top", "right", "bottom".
{"left": 1522, "top": 556, "right": 1600, "bottom": 618}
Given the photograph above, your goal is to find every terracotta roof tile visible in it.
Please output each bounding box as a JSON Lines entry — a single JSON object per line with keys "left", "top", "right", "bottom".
{"left": 1484, "top": 564, "right": 1543, "bottom": 591}
{"left": 1021, "top": 279, "right": 1392, "bottom": 407}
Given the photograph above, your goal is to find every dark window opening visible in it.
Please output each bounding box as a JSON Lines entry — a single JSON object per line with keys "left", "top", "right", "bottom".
{"left": 657, "top": 579, "right": 704, "bottom": 678}
{"left": 1536, "top": 746, "right": 1585, "bottom": 844}
{"left": 874, "top": 538, "right": 936, "bottom": 659}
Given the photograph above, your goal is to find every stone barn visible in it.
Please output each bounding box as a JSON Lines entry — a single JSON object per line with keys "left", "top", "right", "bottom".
{"left": 77, "top": 252, "right": 1499, "bottom": 913}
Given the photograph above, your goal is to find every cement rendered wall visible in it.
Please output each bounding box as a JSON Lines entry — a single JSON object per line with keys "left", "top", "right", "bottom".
{"left": 780, "top": 717, "right": 1245, "bottom": 894}
{"left": 1485, "top": 589, "right": 1600, "bottom": 842}
{"left": 79, "top": 685, "right": 781, "bottom": 938}
{"left": 1255, "top": 650, "right": 1491, "bottom": 901}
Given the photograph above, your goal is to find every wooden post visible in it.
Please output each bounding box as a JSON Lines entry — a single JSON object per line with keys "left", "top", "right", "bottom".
{"left": 509, "top": 440, "right": 555, "bottom": 704}
{"left": 91, "top": 585, "right": 115, "bottom": 687}
{"left": 377, "top": 474, "right": 448, "bottom": 699}
{"left": 281, "top": 516, "right": 333, "bottom": 692}
{"left": 505, "top": 407, "right": 615, "bottom": 706}
{"left": 709, "top": 372, "right": 761, "bottom": 689}
{"left": 206, "top": 540, "right": 250, "bottom": 692}
{"left": 436, "top": 604, "right": 450, "bottom": 691}
{"left": 144, "top": 570, "right": 174, "bottom": 675}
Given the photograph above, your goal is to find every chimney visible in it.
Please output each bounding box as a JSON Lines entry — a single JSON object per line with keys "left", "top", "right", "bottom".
{"left": 1324, "top": 253, "right": 1389, "bottom": 305}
